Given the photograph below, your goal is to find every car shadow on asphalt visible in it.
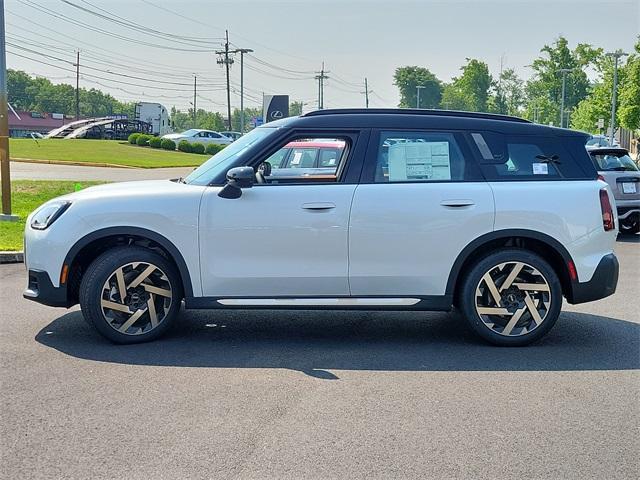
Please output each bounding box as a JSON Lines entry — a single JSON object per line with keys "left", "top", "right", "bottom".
{"left": 616, "top": 234, "right": 639, "bottom": 243}
{"left": 35, "top": 308, "right": 639, "bottom": 379}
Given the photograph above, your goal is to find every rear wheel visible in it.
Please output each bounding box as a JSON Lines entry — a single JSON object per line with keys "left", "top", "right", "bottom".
{"left": 79, "top": 246, "right": 183, "bottom": 344}
{"left": 459, "top": 249, "right": 562, "bottom": 346}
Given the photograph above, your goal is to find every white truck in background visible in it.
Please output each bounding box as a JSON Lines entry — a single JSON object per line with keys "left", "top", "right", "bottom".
{"left": 135, "top": 102, "right": 171, "bottom": 136}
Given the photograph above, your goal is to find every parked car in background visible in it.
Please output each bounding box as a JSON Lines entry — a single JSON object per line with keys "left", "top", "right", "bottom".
{"left": 220, "top": 131, "right": 243, "bottom": 141}
{"left": 585, "top": 135, "right": 617, "bottom": 148}
{"left": 588, "top": 147, "right": 639, "bottom": 234}
{"left": 264, "top": 139, "right": 346, "bottom": 179}
{"left": 162, "top": 129, "right": 233, "bottom": 146}
{"left": 23, "top": 109, "right": 619, "bottom": 347}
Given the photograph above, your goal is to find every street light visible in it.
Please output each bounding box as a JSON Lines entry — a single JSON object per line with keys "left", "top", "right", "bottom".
{"left": 416, "top": 85, "right": 426, "bottom": 109}
{"left": 606, "top": 50, "right": 628, "bottom": 145}
{"left": 557, "top": 68, "right": 573, "bottom": 128}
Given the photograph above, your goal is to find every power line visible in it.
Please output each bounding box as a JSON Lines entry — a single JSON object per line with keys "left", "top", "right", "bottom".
{"left": 5, "top": 15, "right": 216, "bottom": 76}
{"left": 76, "top": 0, "right": 223, "bottom": 43}
{"left": 17, "top": 0, "right": 212, "bottom": 52}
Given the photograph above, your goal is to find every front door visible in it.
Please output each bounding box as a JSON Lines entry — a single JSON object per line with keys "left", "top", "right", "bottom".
{"left": 198, "top": 131, "right": 365, "bottom": 298}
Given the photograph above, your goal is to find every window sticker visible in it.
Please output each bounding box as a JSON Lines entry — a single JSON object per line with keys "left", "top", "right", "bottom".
{"left": 291, "top": 151, "right": 303, "bottom": 165}
{"left": 532, "top": 162, "right": 548, "bottom": 175}
{"left": 388, "top": 141, "right": 451, "bottom": 181}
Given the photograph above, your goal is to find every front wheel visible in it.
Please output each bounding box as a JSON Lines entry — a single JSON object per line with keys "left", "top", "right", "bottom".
{"left": 79, "top": 246, "right": 183, "bottom": 344}
{"left": 458, "top": 249, "right": 562, "bottom": 346}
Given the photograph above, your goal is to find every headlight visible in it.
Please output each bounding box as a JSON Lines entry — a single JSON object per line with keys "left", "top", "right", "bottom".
{"left": 30, "top": 201, "right": 72, "bottom": 230}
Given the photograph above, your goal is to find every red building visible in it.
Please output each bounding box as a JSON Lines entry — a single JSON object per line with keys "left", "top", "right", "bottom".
{"left": 9, "top": 111, "right": 71, "bottom": 138}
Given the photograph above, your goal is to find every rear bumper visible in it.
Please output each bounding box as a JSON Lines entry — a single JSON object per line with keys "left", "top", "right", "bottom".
{"left": 23, "top": 269, "right": 70, "bottom": 308}
{"left": 566, "top": 253, "right": 619, "bottom": 304}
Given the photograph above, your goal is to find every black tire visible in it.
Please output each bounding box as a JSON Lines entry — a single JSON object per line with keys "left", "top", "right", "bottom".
{"left": 458, "top": 249, "right": 562, "bottom": 346}
{"left": 79, "top": 246, "right": 183, "bottom": 344}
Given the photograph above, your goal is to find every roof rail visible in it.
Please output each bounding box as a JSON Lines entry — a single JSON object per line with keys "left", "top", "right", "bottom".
{"left": 302, "top": 108, "right": 531, "bottom": 123}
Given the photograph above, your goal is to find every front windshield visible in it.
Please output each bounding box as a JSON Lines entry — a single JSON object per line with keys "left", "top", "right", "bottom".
{"left": 185, "top": 127, "right": 276, "bottom": 185}
{"left": 180, "top": 129, "right": 200, "bottom": 136}
{"left": 591, "top": 153, "right": 639, "bottom": 172}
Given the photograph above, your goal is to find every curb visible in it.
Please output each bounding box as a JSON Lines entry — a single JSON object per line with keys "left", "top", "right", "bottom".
{"left": 11, "top": 158, "right": 138, "bottom": 169}
{"left": 0, "top": 251, "right": 24, "bottom": 264}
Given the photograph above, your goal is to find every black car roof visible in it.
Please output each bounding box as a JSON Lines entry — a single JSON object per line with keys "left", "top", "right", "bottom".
{"left": 264, "top": 109, "right": 586, "bottom": 137}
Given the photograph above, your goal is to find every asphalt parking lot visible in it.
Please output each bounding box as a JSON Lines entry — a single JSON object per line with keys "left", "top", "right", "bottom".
{"left": 1, "top": 237, "right": 638, "bottom": 480}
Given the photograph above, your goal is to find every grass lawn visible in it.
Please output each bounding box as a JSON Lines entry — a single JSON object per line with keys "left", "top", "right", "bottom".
{"left": 0, "top": 181, "right": 104, "bottom": 251}
{"left": 10, "top": 138, "right": 207, "bottom": 168}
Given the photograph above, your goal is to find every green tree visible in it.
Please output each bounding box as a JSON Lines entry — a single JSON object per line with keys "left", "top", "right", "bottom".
{"left": 618, "top": 38, "right": 640, "bottom": 130}
{"left": 525, "top": 36, "right": 602, "bottom": 125}
{"left": 231, "top": 107, "right": 262, "bottom": 132}
{"left": 492, "top": 68, "right": 524, "bottom": 115}
{"left": 393, "top": 66, "right": 442, "bottom": 108}
{"left": 289, "top": 101, "right": 304, "bottom": 116}
{"left": 441, "top": 58, "right": 492, "bottom": 112}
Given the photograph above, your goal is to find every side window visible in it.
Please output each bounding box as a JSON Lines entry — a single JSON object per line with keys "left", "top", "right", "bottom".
{"left": 373, "top": 131, "right": 467, "bottom": 183}
{"left": 264, "top": 148, "right": 289, "bottom": 170}
{"left": 471, "top": 132, "right": 592, "bottom": 180}
{"left": 319, "top": 148, "right": 340, "bottom": 167}
{"left": 210, "top": 132, "right": 221, "bottom": 138}
{"left": 259, "top": 138, "right": 349, "bottom": 184}
{"left": 285, "top": 148, "right": 318, "bottom": 168}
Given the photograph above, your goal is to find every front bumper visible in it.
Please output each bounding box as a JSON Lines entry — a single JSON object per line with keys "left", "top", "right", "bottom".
{"left": 23, "top": 269, "right": 70, "bottom": 307}
{"left": 566, "top": 253, "right": 619, "bottom": 304}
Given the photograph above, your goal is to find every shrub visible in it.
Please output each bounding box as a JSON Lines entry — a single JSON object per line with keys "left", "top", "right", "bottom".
{"left": 128, "top": 132, "right": 140, "bottom": 144}
{"left": 177, "top": 140, "right": 192, "bottom": 153}
{"left": 148, "top": 136, "right": 162, "bottom": 148}
{"left": 161, "top": 138, "right": 176, "bottom": 151}
{"left": 205, "top": 143, "right": 225, "bottom": 155}
{"left": 191, "top": 142, "right": 206, "bottom": 154}
{"left": 136, "top": 134, "right": 151, "bottom": 146}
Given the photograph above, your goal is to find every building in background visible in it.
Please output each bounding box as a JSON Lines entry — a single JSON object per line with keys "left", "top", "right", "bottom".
{"left": 8, "top": 111, "right": 68, "bottom": 138}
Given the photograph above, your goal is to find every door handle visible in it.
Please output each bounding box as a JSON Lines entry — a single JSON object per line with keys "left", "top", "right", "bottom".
{"left": 302, "top": 202, "right": 336, "bottom": 210}
{"left": 440, "top": 199, "right": 475, "bottom": 207}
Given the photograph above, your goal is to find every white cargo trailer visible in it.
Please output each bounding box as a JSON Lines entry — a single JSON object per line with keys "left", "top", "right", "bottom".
{"left": 134, "top": 102, "right": 171, "bottom": 136}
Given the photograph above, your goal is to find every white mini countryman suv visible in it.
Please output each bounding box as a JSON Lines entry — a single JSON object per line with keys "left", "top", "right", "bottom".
{"left": 24, "top": 109, "right": 620, "bottom": 346}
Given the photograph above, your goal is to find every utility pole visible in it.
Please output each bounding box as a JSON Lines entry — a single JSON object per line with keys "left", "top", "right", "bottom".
{"left": 0, "top": 0, "right": 16, "bottom": 221}
{"left": 361, "top": 77, "right": 371, "bottom": 108}
{"left": 314, "top": 62, "right": 329, "bottom": 109}
{"left": 193, "top": 75, "right": 197, "bottom": 128}
{"left": 606, "top": 50, "right": 628, "bottom": 145}
{"left": 416, "top": 85, "right": 426, "bottom": 108}
{"left": 74, "top": 50, "right": 80, "bottom": 121}
{"left": 557, "top": 68, "right": 572, "bottom": 128}
{"left": 216, "top": 30, "right": 234, "bottom": 130}
{"left": 232, "top": 47, "right": 253, "bottom": 133}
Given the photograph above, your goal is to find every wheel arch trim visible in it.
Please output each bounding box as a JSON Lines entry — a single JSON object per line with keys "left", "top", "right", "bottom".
{"left": 63, "top": 226, "right": 194, "bottom": 298}
{"left": 445, "top": 229, "right": 575, "bottom": 297}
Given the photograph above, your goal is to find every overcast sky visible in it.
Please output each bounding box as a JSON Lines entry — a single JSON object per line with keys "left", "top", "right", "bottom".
{"left": 6, "top": 0, "right": 640, "bottom": 114}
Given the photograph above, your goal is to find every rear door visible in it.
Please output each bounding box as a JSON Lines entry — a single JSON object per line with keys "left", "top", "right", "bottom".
{"left": 348, "top": 129, "right": 494, "bottom": 296}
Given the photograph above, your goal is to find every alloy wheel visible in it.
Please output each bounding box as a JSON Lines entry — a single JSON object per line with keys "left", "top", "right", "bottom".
{"left": 100, "top": 262, "right": 173, "bottom": 335}
{"left": 474, "top": 261, "right": 551, "bottom": 337}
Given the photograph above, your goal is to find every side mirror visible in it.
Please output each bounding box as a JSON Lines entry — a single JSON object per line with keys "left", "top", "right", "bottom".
{"left": 218, "top": 166, "right": 254, "bottom": 199}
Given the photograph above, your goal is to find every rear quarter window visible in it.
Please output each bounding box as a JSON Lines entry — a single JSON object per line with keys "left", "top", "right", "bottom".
{"left": 471, "top": 132, "right": 596, "bottom": 180}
